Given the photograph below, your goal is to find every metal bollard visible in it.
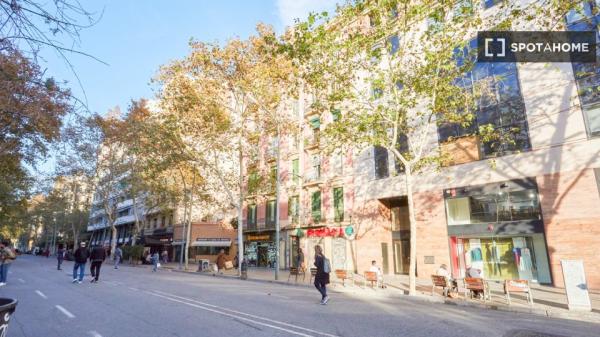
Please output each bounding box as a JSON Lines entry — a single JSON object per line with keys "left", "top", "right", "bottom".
{"left": 240, "top": 260, "right": 248, "bottom": 280}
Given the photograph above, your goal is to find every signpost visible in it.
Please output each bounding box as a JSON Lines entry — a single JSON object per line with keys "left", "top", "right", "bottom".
{"left": 561, "top": 260, "right": 592, "bottom": 311}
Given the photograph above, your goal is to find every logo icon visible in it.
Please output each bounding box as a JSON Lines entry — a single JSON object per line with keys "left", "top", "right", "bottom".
{"left": 484, "top": 37, "right": 506, "bottom": 57}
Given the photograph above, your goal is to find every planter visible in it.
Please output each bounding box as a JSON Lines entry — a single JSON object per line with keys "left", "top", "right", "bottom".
{"left": 0, "top": 298, "right": 18, "bottom": 336}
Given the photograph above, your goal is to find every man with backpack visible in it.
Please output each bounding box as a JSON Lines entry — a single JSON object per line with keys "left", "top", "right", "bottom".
{"left": 72, "top": 242, "right": 89, "bottom": 284}
{"left": 0, "top": 241, "right": 16, "bottom": 286}
{"left": 114, "top": 245, "right": 122, "bottom": 269}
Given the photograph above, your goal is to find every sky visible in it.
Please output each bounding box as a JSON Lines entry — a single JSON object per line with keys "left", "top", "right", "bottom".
{"left": 40, "top": 0, "right": 338, "bottom": 117}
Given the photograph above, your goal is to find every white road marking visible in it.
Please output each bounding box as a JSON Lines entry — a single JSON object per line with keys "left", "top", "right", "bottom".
{"left": 55, "top": 305, "right": 75, "bottom": 318}
{"left": 35, "top": 290, "right": 47, "bottom": 299}
{"left": 146, "top": 291, "right": 315, "bottom": 337}
{"left": 127, "top": 287, "right": 139, "bottom": 291}
{"left": 18, "top": 278, "right": 25, "bottom": 283}
{"left": 154, "top": 290, "right": 338, "bottom": 337}
{"left": 89, "top": 330, "right": 103, "bottom": 337}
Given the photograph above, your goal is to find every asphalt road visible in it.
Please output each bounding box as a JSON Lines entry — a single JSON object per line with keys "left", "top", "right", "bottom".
{"left": 0, "top": 255, "right": 597, "bottom": 337}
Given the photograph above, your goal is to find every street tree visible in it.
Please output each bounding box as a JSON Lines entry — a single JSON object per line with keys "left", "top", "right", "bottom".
{"left": 288, "top": 0, "right": 578, "bottom": 295}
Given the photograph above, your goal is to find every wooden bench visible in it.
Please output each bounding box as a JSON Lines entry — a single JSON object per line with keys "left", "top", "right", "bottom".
{"left": 287, "top": 267, "right": 306, "bottom": 283}
{"left": 464, "top": 277, "right": 491, "bottom": 302}
{"left": 504, "top": 279, "right": 533, "bottom": 306}
{"left": 334, "top": 269, "right": 353, "bottom": 287}
{"left": 309, "top": 268, "right": 317, "bottom": 283}
{"left": 431, "top": 275, "right": 451, "bottom": 297}
{"left": 363, "top": 271, "right": 380, "bottom": 289}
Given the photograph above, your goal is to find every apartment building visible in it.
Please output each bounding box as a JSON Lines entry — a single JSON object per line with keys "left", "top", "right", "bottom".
{"left": 242, "top": 0, "right": 600, "bottom": 290}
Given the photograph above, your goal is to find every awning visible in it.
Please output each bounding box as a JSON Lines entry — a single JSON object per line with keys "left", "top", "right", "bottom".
{"left": 191, "top": 239, "right": 232, "bottom": 247}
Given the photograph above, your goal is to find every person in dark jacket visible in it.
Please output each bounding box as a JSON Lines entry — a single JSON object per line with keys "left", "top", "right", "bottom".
{"left": 56, "top": 244, "right": 65, "bottom": 270}
{"left": 89, "top": 245, "right": 107, "bottom": 283}
{"left": 72, "top": 242, "right": 89, "bottom": 284}
{"left": 313, "top": 245, "right": 330, "bottom": 305}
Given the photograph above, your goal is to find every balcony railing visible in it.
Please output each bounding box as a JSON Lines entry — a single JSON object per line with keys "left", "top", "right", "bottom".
{"left": 303, "top": 169, "right": 322, "bottom": 186}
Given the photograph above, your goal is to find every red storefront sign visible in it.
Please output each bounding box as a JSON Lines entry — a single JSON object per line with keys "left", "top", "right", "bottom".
{"left": 306, "top": 227, "right": 344, "bottom": 238}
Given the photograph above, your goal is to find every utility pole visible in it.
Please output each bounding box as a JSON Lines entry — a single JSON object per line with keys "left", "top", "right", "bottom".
{"left": 274, "top": 125, "right": 281, "bottom": 280}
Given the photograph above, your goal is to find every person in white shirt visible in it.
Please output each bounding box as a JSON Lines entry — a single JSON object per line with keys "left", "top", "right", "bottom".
{"left": 369, "top": 260, "right": 385, "bottom": 288}
{"left": 436, "top": 264, "right": 457, "bottom": 294}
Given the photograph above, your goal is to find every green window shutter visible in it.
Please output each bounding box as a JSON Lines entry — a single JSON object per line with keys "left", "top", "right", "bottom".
{"left": 309, "top": 117, "right": 321, "bottom": 129}
{"left": 292, "top": 159, "right": 299, "bottom": 183}
{"left": 331, "top": 109, "right": 341, "bottom": 121}
{"left": 311, "top": 191, "right": 321, "bottom": 222}
{"left": 333, "top": 187, "right": 344, "bottom": 222}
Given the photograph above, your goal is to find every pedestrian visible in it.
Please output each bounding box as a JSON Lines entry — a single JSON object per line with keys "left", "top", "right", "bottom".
{"left": 369, "top": 260, "right": 385, "bottom": 288}
{"left": 0, "top": 241, "right": 16, "bottom": 286}
{"left": 436, "top": 264, "right": 458, "bottom": 295}
{"left": 114, "top": 245, "right": 123, "bottom": 269}
{"left": 151, "top": 251, "right": 160, "bottom": 272}
{"left": 466, "top": 266, "right": 483, "bottom": 298}
{"left": 216, "top": 249, "right": 226, "bottom": 274}
{"left": 89, "top": 244, "right": 107, "bottom": 283}
{"left": 72, "top": 242, "right": 89, "bottom": 284}
{"left": 56, "top": 244, "right": 65, "bottom": 270}
{"left": 296, "top": 247, "right": 305, "bottom": 272}
{"left": 313, "top": 245, "right": 330, "bottom": 305}
{"left": 161, "top": 249, "right": 168, "bottom": 264}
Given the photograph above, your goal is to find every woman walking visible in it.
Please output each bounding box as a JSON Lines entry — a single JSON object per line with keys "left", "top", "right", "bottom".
{"left": 313, "top": 245, "right": 330, "bottom": 305}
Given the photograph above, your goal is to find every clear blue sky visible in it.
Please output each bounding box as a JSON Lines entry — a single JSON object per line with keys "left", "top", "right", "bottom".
{"left": 40, "top": 0, "right": 337, "bottom": 116}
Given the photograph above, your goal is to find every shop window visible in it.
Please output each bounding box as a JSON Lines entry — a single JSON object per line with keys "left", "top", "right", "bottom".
{"left": 445, "top": 187, "right": 541, "bottom": 225}
{"left": 288, "top": 196, "right": 299, "bottom": 224}
{"left": 247, "top": 204, "right": 257, "bottom": 229}
{"left": 333, "top": 187, "right": 344, "bottom": 222}
{"left": 567, "top": 2, "right": 600, "bottom": 137}
{"left": 311, "top": 191, "right": 322, "bottom": 223}
{"left": 374, "top": 146, "right": 389, "bottom": 179}
{"left": 266, "top": 200, "right": 277, "bottom": 227}
{"left": 192, "top": 246, "right": 230, "bottom": 255}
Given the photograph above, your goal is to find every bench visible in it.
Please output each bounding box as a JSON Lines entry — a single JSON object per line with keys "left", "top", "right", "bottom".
{"left": 334, "top": 269, "right": 353, "bottom": 287}
{"left": 431, "top": 275, "right": 451, "bottom": 297}
{"left": 464, "top": 277, "right": 491, "bottom": 302}
{"left": 504, "top": 279, "right": 533, "bottom": 306}
{"left": 287, "top": 267, "right": 306, "bottom": 283}
{"left": 309, "top": 268, "right": 317, "bottom": 283}
{"left": 363, "top": 271, "right": 381, "bottom": 289}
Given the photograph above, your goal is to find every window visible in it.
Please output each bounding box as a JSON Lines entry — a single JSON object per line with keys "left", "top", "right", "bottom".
{"left": 440, "top": 39, "right": 530, "bottom": 158}
{"left": 388, "top": 34, "right": 400, "bottom": 54}
{"left": 445, "top": 188, "right": 541, "bottom": 225}
{"left": 483, "top": 0, "right": 502, "bottom": 9}
{"left": 374, "top": 146, "right": 389, "bottom": 179}
{"left": 454, "top": 0, "right": 474, "bottom": 18}
{"left": 192, "top": 246, "right": 230, "bottom": 255}
{"left": 331, "top": 108, "right": 341, "bottom": 121}
{"left": 248, "top": 169, "right": 260, "bottom": 195}
{"left": 311, "top": 191, "right": 321, "bottom": 222}
{"left": 292, "top": 159, "right": 299, "bottom": 184}
{"left": 270, "top": 165, "right": 277, "bottom": 193}
{"left": 309, "top": 117, "right": 321, "bottom": 146}
{"left": 567, "top": 1, "right": 600, "bottom": 137}
{"left": 117, "top": 208, "right": 130, "bottom": 217}
{"left": 266, "top": 200, "right": 277, "bottom": 226}
{"left": 332, "top": 152, "right": 343, "bottom": 176}
{"left": 311, "top": 155, "right": 321, "bottom": 181}
{"left": 288, "top": 196, "right": 299, "bottom": 224}
{"left": 247, "top": 204, "right": 257, "bottom": 229}
{"left": 393, "top": 133, "right": 409, "bottom": 174}
{"left": 333, "top": 187, "right": 344, "bottom": 222}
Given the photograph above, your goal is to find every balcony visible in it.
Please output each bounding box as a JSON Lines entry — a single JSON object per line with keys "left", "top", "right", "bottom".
{"left": 303, "top": 169, "right": 323, "bottom": 187}
{"left": 116, "top": 198, "right": 134, "bottom": 210}
{"left": 115, "top": 214, "right": 135, "bottom": 226}
{"left": 304, "top": 133, "right": 320, "bottom": 151}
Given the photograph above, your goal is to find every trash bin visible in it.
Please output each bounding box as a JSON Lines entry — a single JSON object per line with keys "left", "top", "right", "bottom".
{"left": 0, "top": 298, "right": 18, "bottom": 336}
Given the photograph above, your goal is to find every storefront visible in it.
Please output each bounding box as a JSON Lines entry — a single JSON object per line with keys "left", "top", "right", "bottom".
{"left": 142, "top": 227, "right": 173, "bottom": 257}
{"left": 245, "top": 233, "right": 275, "bottom": 267}
{"left": 293, "top": 226, "right": 354, "bottom": 272}
{"left": 444, "top": 178, "right": 552, "bottom": 284}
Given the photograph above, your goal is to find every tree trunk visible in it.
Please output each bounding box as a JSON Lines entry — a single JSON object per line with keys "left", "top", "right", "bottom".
{"left": 110, "top": 224, "right": 117, "bottom": 259}
{"left": 405, "top": 166, "right": 418, "bottom": 295}
{"left": 237, "top": 133, "right": 244, "bottom": 277}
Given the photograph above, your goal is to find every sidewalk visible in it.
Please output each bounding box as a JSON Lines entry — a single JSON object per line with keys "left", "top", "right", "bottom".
{"left": 138, "top": 261, "right": 600, "bottom": 324}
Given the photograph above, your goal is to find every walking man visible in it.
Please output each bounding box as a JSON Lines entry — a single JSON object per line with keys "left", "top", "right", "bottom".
{"left": 0, "top": 241, "right": 16, "bottom": 286}
{"left": 114, "top": 245, "right": 122, "bottom": 269}
{"left": 90, "top": 244, "right": 106, "bottom": 283}
{"left": 72, "top": 242, "right": 89, "bottom": 284}
{"left": 151, "top": 251, "right": 160, "bottom": 272}
{"left": 56, "top": 244, "right": 65, "bottom": 270}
